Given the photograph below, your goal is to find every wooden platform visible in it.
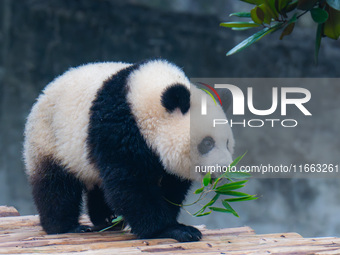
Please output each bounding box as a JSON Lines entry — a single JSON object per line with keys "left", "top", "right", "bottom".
{"left": 1, "top": 207, "right": 340, "bottom": 254}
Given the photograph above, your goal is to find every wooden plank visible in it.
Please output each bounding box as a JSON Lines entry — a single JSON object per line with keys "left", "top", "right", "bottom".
{"left": 0, "top": 206, "right": 20, "bottom": 217}
{"left": 1, "top": 213, "right": 340, "bottom": 255}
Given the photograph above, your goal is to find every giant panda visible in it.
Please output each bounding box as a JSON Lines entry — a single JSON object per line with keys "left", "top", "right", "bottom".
{"left": 23, "top": 59, "right": 234, "bottom": 242}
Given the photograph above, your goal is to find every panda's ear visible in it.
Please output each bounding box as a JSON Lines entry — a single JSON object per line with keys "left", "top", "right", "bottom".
{"left": 216, "top": 88, "right": 232, "bottom": 114}
{"left": 161, "top": 84, "right": 190, "bottom": 114}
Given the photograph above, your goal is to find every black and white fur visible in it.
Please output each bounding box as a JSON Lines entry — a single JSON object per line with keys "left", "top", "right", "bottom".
{"left": 23, "top": 59, "right": 234, "bottom": 242}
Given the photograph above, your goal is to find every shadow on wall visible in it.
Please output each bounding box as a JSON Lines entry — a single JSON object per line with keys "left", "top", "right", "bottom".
{"left": 0, "top": 0, "right": 339, "bottom": 237}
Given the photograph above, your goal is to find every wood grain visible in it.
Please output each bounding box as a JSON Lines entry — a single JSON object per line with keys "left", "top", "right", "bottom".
{"left": 0, "top": 207, "right": 339, "bottom": 254}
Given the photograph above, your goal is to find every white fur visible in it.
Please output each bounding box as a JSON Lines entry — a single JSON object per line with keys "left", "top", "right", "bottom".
{"left": 24, "top": 59, "right": 235, "bottom": 187}
{"left": 127, "top": 60, "right": 234, "bottom": 181}
{"left": 190, "top": 87, "right": 235, "bottom": 180}
{"left": 24, "top": 62, "right": 131, "bottom": 189}
{"left": 127, "top": 60, "right": 192, "bottom": 179}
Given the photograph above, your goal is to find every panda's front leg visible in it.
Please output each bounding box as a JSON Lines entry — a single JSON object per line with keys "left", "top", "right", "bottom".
{"left": 101, "top": 169, "right": 202, "bottom": 242}
{"left": 156, "top": 173, "right": 202, "bottom": 241}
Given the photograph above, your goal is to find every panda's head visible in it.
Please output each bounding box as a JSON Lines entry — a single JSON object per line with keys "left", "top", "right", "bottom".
{"left": 189, "top": 86, "right": 234, "bottom": 181}
{"left": 127, "top": 60, "right": 234, "bottom": 181}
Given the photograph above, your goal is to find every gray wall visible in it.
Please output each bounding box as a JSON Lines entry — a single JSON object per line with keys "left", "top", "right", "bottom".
{"left": 1, "top": 0, "right": 339, "bottom": 237}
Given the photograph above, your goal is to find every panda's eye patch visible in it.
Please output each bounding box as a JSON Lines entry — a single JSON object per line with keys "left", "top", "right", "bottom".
{"left": 198, "top": 136, "right": 215, "bottom": 155}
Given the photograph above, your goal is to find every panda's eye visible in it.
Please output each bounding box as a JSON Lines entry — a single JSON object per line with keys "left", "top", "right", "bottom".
{"left": 226, "top": 140, "right": 229, "bottom": 149}
{"left": 198, "top": 136, "right": 215, "bottom": 155}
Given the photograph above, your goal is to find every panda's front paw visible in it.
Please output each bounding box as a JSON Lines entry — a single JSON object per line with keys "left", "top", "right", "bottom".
{"left": 157, "top": 224, "right": 202, "bottom": 242}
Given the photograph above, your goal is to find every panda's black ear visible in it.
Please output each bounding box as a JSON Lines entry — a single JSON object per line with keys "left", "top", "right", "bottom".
{"left": 161, "top": 84, "right": 190, "bottom": 114}
{"left": 216, "top": 88, "right": 232, "bottom": 114}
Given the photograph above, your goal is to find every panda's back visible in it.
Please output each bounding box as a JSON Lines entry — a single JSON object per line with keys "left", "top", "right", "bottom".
{"left": 24, "top": 62, "right": 131, "bottom": 188}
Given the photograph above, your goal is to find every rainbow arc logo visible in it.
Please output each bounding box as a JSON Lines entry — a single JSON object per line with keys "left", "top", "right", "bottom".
{"left": 197, "top": 82, "right": 222, "bottom": 106}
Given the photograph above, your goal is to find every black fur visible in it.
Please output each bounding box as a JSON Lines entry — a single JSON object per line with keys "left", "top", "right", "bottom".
{"left": 87, "top": 63, "right": 200, "bottom": 241}
{"left": 87, "top": 185, "right": 114, "bottom": 227}
{"left": 30, "top": 156, "right": 90, "bottom": 234}
{"left": 161, "top": 84, "right": 190, "bottom": 114}
{"left": 87, "top": 186, "right": 125, "bottom": 231}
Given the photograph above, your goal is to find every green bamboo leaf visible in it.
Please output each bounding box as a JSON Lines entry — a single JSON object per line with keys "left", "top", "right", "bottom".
{"left": 220, "top": 22, "right": 261, "bottom": 28}
{"left": 216, "top": 183, "right": 247, "bottom": 191}
{"left": 215, "top": 185, "right": 245, "bottom": 194}
{"left": 209, "top": 207, "right": 234, "bottom": 213}
{"left": 315, "top": 23, "right": 323, "bottom": 64}
{"left": 232, "top": 27, "right": 255, "bottom": 31}
{"left": 276, "top": 0, "right": 292, "bottom": 13}
{"left": 193, "top": 194, "right": 220, "bottom": 215}
{"left": 225, "top": 195, "right": 258, "bottom": 202}
{"left": 326, "top": 0, "right": 340, "bottom": 11}
{"left": 218, "top": 152, "right": 247, "bottom": 179}
{"left": 226, "top": 23, "right": 283, "bottom": 56}
{"left": 264, "top": 0, "right": 279, "bottom": 19}
{"left": 239, "top": 0, "right": 263, "bottom": 4}
{"left": 285, "top": 0, "right": 298, "bottom": 12}
{"left": 99, "top": 216, "right": 123, "bottom": 232}
{"left": 194, "top": 187, "right": 204, "bottom": 194}
{"left": 225, "top": 171, "right": 251, "bottom": 179}
{"left": 251, "top": 6, "right": 265, "bottom": 24}
{"left": 195, "top": 211, "right": 212, "bottom": 217}
{"left": 310, "top": 8, "right": 329, "bottom": 24}
{"left": 111, "top": 215, "right": 123, "bottom": 223}
{"left": 203, "top": 172, "right": 211, "bottom": 187}
{"left": 288, "top": 13, "right": 298, "bottom": 23}
{"left": 220, "top": 191, "right": 251, "bottom": 197}
{"left": 324, "top": 6, "right": 340, "bottom": 39}
{"left": 222, "top": 200, "right": 239, "bottom": 217}
{"left": 229, "top": 12, "right": 252, "bottom": 18}
{"left": 216, "top": 180, "right": 248, "bottom": 189}
{"left": 229, "top": 152, "right": 247, "bottom": 168}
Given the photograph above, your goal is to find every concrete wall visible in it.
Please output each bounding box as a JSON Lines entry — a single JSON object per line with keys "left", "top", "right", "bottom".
{"left": 1, "top": 0, "right": 339, "bottom": 237}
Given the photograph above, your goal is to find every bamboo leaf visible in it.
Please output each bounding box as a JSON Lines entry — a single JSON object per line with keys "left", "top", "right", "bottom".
{"left": 215, "top": 185, "right": 245, "bottom": 194}
{"left": 220, "top": 22, "right": 261, "bottom": 28}
{"left": 209, "top": 207, "right": 234, "bottom": 213}
{"left": 315, "top": 23, "right": 323, "bottom": 64}
{"left": 111, "top": 215, "right": 123, "bottom": 224}
{"left": 229, "top": 12, "right": 252, "bottom": 18}
{"left": 195, "top": 211, "right": 212, "bottom": 217}
{"left": 285, "top": 0, "right": 298, "bottom": 12}
{"left": 310, "top": 8, "right": 329, "bottom": 24}
{"left": 251, "top": 6, "right": 265, "bottom": 24}
{"left": 194, "top": 187, "right": 204, "bottom": 194}
{"left": 229, "top": 152, "right": 247, "bottom": 168}
{"left": 217, "top": 152, "right": 247, "bottom": 180}
{"left": 99, "top": 216, "right": 123, "bottom": 232}
{"left": 216, "top": 180, "right": 248, "bottom": 189}
{"left": 264, "top": 0, "right": 279, "bottom": 19}
{"left": 239, "top": 0, "right": 263, "bottom": 4}
{"left": 220, "top": 191, "right": 251, "bottom": 197}
{"left": 323, "top": 6, "right": 340, "bottom": 39}
{"left": 225, "top": 195, "right": 258, "bottom": 202}
{"left": 222, "top": 200, "right": 239, "bottom": 217}
{"left": 232, "top": 27, "right": 255, "bottom": 31}
{"left": 225, "top": 171, "right": 251, "bottom": 179}
{"left": 193, "top": 194, "right": 220, "bottom": 215}
{"left": 203, "top": 172, "right": 211, "bottom": 187}
{"left": 226, "top": 23, "right": 283, "bottom": 56}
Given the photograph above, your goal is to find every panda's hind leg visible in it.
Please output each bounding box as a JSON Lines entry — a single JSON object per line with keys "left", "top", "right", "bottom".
{"left": 87, "top": 186, "right": 125, "bottom": 231}
{"left": 30, "top": 156, "right": 89, "bottom": 234}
